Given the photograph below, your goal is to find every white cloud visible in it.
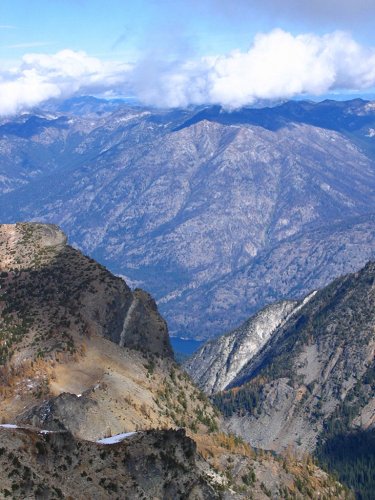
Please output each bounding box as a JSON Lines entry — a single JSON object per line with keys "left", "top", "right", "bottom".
{"left": 1, "top": 30, "right": 375, "bottom": 115}
{"left": 132, "top": 30, "right": 375, "bottom": 108}
{"left": 0, "top": 49, "right": 131, "bottom": 115}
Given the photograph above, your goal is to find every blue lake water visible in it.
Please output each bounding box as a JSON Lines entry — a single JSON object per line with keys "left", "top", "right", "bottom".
{"left": 170, "top": 337, "right": 203, "bottom": 356}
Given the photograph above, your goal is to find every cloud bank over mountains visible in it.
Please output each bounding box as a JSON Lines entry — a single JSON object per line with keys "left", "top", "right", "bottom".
{"left": 2, "top": 29, "right": 375, "bottom": 114}
{"left": 0, "top": 50, "right": 129, "bottom": 115}
{"left": 134, "top": 30, "right": 375, "bottom": 108}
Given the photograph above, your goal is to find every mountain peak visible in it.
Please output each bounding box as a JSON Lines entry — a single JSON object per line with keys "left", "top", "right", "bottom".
{"left": 0, "top": 222, "right": 173, "bottom": 365}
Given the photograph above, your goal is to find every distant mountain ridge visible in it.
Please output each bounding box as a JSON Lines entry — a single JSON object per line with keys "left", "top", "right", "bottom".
{"left": 1, "top": 98, "right": 375, "bottom": 338}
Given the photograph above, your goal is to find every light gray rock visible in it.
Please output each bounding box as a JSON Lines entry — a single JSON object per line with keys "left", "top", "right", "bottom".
{"left": 184, "top": 300, "right": 299, "bottom": 394}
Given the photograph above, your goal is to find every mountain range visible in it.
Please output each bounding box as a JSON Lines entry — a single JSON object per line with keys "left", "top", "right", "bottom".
{"left": 1, "top": 98, "right": 375, "bottom": 339}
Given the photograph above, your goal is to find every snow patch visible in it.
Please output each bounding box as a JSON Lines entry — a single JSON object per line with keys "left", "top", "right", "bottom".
{"left": 0, "top": 424, "right": 60, "bottom": 435}
{"left": 97, "top": 432, "right": 137, "bottom": 445}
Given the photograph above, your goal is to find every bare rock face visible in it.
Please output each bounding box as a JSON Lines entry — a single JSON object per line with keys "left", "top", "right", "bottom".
{"left": 114, "top": 288, "right": 172, "bottom": 359}
{"left": 0, "top": 222, "right": 67, "bottom": 269}
{"left": 184, "top": 300, "right": 300, "bottom": 394}
{"left": 0, "top": 222, "right": 173, "bottom": 363}
{"left": 0, "top": 424, "right": 350, "bottom": 500}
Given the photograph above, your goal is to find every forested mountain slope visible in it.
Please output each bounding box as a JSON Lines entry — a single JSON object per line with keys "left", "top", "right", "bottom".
{"left": 1, "top": 99, "right": 375, "bottom": 338}
{"left": 186, "top": 263, "right": 375, "bottom": 498}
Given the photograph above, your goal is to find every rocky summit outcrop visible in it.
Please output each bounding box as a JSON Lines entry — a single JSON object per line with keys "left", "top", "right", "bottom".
{"left": 0, "top": 424, "right": 351, "bottom": 500}
{"left": 0, "top": 426, "right": 219, "bottom": 500}
{"left": 209, "top": 262, "right": 375, "bottom": 455}
{"left": 0, "top": 222, "right": 173, "bottom": 362}
{"left": 1, "top": 99, "right": 375, "bottom": 339}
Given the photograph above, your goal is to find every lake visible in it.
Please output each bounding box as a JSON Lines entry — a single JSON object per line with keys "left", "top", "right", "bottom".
{"left": 170, "top": 337, "right": 203, "bottom": 358}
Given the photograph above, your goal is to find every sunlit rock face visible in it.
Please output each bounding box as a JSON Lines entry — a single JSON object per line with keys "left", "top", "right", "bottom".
{"left": 184, "top": 300, "right": 300, "bottom": 394}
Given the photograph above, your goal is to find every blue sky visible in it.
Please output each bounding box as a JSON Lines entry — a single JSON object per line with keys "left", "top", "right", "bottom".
{"left": 0, "top": 0, "right": 240, "bottom": 60}
{"left": 2, "top": 0, "right": 375, "bottom": 60}
{"left": 0, "top": 0, "right": 281, "bottom": 61}
{"left": 1, "top": 0, "right": 375, "bottom": 113}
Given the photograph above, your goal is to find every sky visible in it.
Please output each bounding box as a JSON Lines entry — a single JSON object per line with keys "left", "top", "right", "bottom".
{"left": 1, "top": 0, "right": 375, "bottom": 114}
